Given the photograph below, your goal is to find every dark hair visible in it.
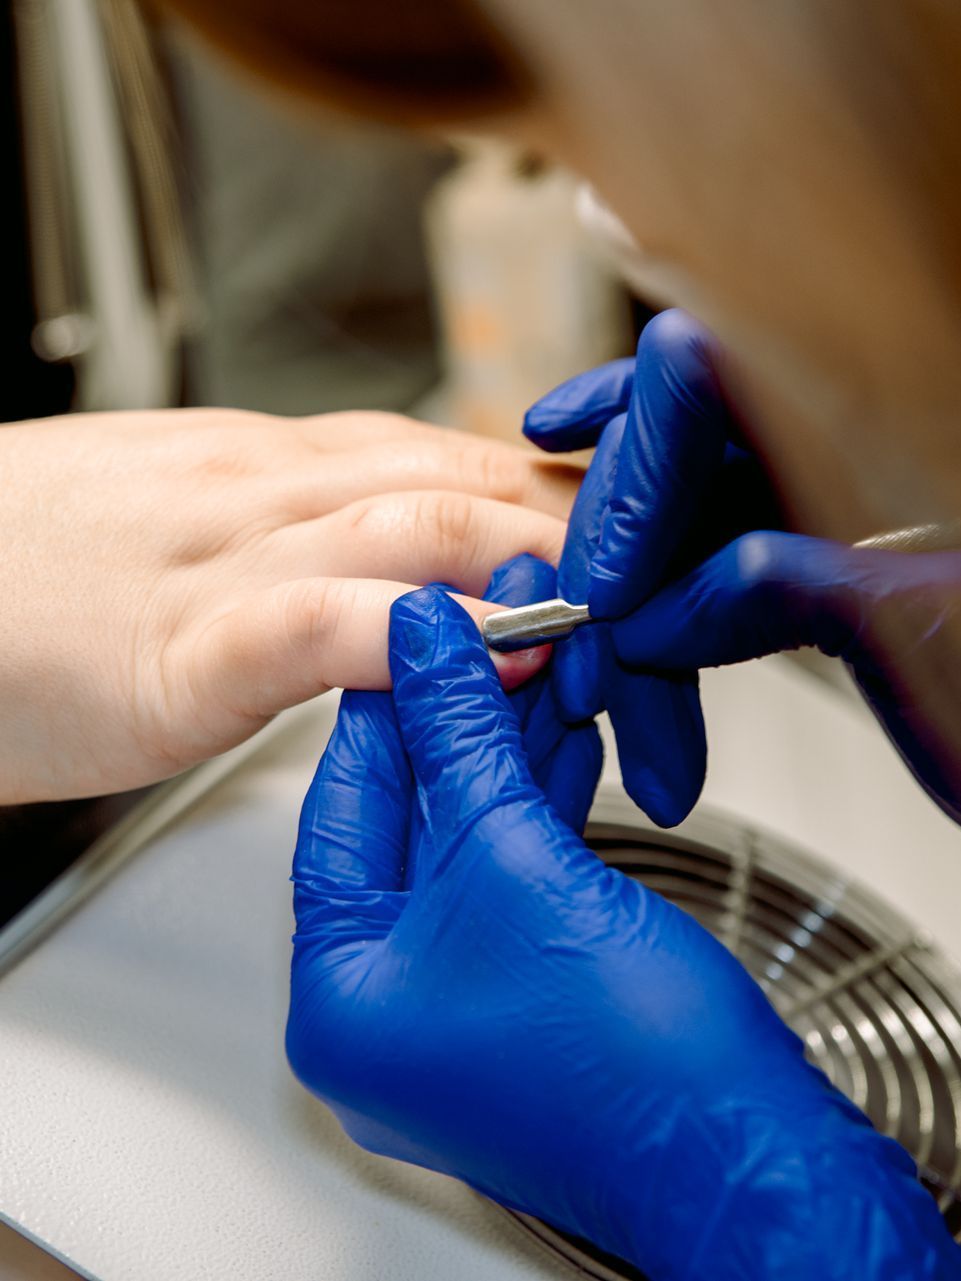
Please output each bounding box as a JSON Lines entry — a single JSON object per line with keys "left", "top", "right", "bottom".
{"left": 158, "top": 0, "right": 530, "bottom": 122}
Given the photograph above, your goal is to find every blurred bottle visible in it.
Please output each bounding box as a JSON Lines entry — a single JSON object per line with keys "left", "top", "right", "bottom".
{"left": 425, "top": 142, "right": 631, "bottom": 443}
{"left": 167, "top": 23, "right": 449, "bottom": 417}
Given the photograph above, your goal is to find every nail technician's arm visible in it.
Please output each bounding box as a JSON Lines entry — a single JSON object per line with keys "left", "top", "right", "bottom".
{"left": 287, "top": 584, "right": 957, "bottom": 1281}
{"left": 0, "top": 408, "right": 577, "bottom": 803}
{"left": 526, "top": 310, "right": 961, "bottom": 826}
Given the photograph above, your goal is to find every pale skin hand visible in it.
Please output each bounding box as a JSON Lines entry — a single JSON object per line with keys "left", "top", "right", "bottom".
{"left": 0, "top": 408, "right": 579, "bottom": 803}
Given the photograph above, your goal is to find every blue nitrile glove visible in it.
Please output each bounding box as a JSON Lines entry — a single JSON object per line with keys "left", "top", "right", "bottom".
{"left": 524, "top": 341, "right": 728, "bottom": 827}
{"left": 475, "top": 552, "right": 603, "bottom": 831}
{"left": 523, "top": 310, "right": 784, "bottom": 827}
{"left": 287, "top": 585, "right": 959, "bottom": 1281}
{"left": 419, "top": 554, "right": 602, "bottom": 829}
{"left": 525, "top": 309, "right": 961, "bottom": 826}
{"left": 525, "top": 311, "right": 780, "bottom": 620}
{"left": 615, "top": 534, "right": 961, "bottom": 824}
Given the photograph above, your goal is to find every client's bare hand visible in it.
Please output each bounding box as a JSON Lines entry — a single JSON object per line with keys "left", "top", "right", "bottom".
{"left": 0, "top": 408, "right": 577, "bottom": 802}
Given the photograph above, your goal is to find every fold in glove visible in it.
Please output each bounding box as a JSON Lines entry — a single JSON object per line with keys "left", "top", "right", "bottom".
{"left": 525, "top": 309, "right": 961, "bottom": 826}
{"left": 287, "top": 582, "right": 958, "bottom": 1280}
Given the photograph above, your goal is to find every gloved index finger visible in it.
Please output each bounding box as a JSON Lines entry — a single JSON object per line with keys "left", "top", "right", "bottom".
{"left": 588, "top": 310, "right": 735, "bottom": 619}
{"left": 293, "top": 690, "right": 411, "bottom": 942}
{"left": 484, "top": 553, "right": 558, "bottom": 610}
{"left": 484, "top": 555, "right": 604, "bottom": 833}
{"left": 523, "top": 358, "right": 634, "bottom": 452}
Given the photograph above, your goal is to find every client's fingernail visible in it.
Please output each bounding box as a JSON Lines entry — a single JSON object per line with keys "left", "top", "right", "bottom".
{"left": 489, "top": 644, "right": 551, "bottom": 691}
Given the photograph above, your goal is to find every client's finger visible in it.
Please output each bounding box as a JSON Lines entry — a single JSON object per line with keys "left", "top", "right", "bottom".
{"left": 272, "top": 491, "right": 567, "bottom": 599}
{"left": 288, "top": 423, "right": 582, "bottom": 520}
{"left": 186, "top": 576, "right": 550, "bottom": 733}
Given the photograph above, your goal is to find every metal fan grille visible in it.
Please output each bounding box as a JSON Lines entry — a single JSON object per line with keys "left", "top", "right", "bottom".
{"left": 506, "top": 799, "right": 961, "bottom": 1280}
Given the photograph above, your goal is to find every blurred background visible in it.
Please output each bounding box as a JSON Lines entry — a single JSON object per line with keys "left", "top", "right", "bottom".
{"left": 3, "top": 0, "right": 638, "bottom": 434}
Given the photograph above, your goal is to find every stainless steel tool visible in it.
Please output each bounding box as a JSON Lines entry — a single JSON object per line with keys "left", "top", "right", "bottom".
{"left": 482, "top": 598, "right": 592, "bottom": 652}
{"left": 851, "top": 519, "right": 961, "bottom": 554}
{"left": 482, "top": 520, "right": 960, "bottom": 653}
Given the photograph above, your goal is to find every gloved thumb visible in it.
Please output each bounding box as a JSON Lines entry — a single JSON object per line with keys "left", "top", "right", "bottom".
{"left": 188, "top": 576, "right": 550, "bottom": 737}
{"left": 389, "top": 585, "right": 537, "bottom": 800}
{"left": 389, "top": 587, "right": 570, "bottom": 873}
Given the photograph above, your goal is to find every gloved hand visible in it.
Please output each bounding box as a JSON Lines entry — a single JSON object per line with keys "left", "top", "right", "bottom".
{"left": 523, "top": 360, "right": 715, "bottom": 828}
{"left": 469, "top": 552, "right": 605, "bottom": 833}
{"left": 287, "top": 583, "right": 958, "bottom": 1281}
{"left": 525, "top": 309, "right": 961, "bottom": 826}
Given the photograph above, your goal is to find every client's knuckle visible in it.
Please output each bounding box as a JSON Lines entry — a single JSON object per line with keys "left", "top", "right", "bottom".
{"left": 473, "top": 442, "right": 530, "bottom": 507}
{"left": 276, "top": 579, "right": 332, "bottom": 659}
{"left": 340, "top": 489, "right": 476, "bottom": 557}
{"left": 340, "top": 493, "right": 389, "bottom": 541}
{"left": 417, "top": 491, "right": 478, "bottom": 556}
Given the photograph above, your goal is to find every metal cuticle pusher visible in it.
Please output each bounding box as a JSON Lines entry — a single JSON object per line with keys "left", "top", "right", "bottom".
{"left": 482, "top": 598, "right": 592, "bottom": 653}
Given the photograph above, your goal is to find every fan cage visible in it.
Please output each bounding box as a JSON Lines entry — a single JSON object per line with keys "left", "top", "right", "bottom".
{"left": 505, "top": 794, "right": 961, "bottom": 1279}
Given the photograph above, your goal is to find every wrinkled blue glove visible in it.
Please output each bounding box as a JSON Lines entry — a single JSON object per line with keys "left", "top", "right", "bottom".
{"left": 475, "top": 553, "right": 604, "bottom": 832}
{"left": 525, "top": 309, "right": 961, "bottom": 826}
{"left": 287, "top": 583, "right": 958, "bottom": 1280}
{"left": 523, "top": 393, "right": 709, "bottom": 827}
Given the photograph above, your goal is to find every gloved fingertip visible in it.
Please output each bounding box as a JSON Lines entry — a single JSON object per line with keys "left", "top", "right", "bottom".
{"left": 618, "top": 748, "right": 705, "bottom": 827}
{"left": 485, "top": 553, "right": 557, "bottom": 607}
{"left": 587, "top": 561, "right": 632, "bottom": 621}
{"left": 523, "top": 360, "right": 634, "bottom": 451}
{"left": 609, "top": 671, "right": 707, "bottom": 827}
{"left": 389, "top": 586, "right": 449, "bottom": 672}
{"left": 389, "top": 588, "right": 550, "bottom": 696}
{"left": 520, "top": 404, "right": 555, "bottom": 440}
{"left": 523, "top": 415, "right": 602, "bottom": 454}
{"left": 623, "top": 776, "right": 700, "bottom": 829}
